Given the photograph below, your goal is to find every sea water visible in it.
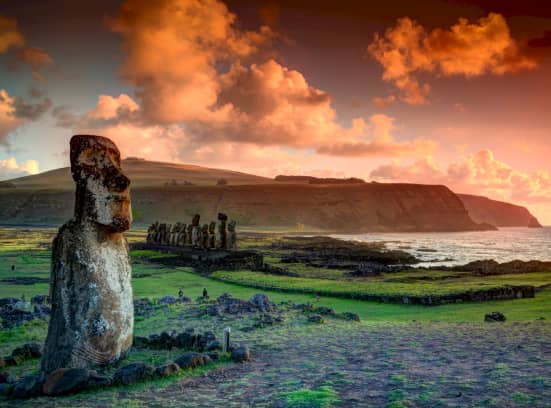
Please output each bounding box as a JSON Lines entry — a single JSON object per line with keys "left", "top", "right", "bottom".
{"left": 333, "top": 227, "right": 551, "bottom": 267}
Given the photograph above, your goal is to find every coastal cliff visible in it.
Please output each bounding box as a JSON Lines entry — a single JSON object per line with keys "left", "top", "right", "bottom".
{"left": 458, "top": 194, "right": 542, "bottom": 228}
{"left": 0, "top": 159, "right": 518, "bottom": 232}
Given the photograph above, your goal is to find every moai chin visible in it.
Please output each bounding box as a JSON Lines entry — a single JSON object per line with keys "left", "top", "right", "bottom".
{"left": 41, "top": 135, "right": 134, "bottom": 374}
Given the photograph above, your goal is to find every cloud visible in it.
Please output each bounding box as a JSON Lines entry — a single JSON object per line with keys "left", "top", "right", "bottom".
{"left": 0, "top": 90, "right": 23, "bottom": 145}
{"left": 0, "top": 15, "right": 55, "bottom": 78}
{"left": 370, "top": 150, "right": 551, "bottom": 205}
{"left": 0, "top": 15, "right": 25, "bottom": 53}
{"left": 0, "top": 89, "right": 52, "bottom": 146}
{"left": 368, "top": 13, "right": 538, "bottom": 104}
{"left": 372, "top": 95, "right": 397, "bottom": 108}
{"left": 0, "top": 157, "right": 39, "bottom": 180}
{"left": 108, "top": 0, "right": 273, "bottom": 124}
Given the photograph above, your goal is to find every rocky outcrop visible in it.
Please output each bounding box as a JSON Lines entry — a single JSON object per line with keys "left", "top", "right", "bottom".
{"left": 459, "top": 194, "right": 542, "bottom": 228}
{"left": 41, "top": 135, "right": 134, "bottom": 374}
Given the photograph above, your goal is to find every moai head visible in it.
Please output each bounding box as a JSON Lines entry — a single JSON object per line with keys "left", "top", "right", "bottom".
{"left": 192, "top": 214, "right": 200, "bottom": 226}
{"left": 217, "top": 213, "right": 228, "bottom": 223}
{"left": 209, "top": 221, "right": 216, "bottom": 233}
{"left": 228, "top": 220, "right": 236, "bottom": 232}
{"left": 70, "top": 135, "right": 131, "bottom": 232}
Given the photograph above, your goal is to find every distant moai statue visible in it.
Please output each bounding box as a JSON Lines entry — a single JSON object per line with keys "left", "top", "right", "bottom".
{"left": 177, "top": 223, "right": 187, "bottom": 246}
{"left": 146, "top": 223, "right": 156, "bottom": 243}
{"left": 201, "top": 224, "right": 209, "bottom": 248}
{"left": 165, "top": 224, "right": 172, "bottom": 245}
{"left": 208, "top": 222, "right": 216, "bottom": 249}
{"left": 41, "top": 135, "right": 133, "bottom": 374}
{"left": 186, "top": 224, "right": 193, "bottom": 246}
{"left": 217, "top": 213, "right": 228, "bottom": 249}
{"left": 191, "top": 214, "right": 201, "bottom": 247}
{"left": 170, "top": 223, "right": 180, "bottom": 246}
{"left": 227, "top": 220, "right": 237, "bottom": 250}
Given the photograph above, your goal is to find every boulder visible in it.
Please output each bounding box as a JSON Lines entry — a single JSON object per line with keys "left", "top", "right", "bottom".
{"left": 341, "top": 312, "right": 361, "bottom": 322}
{"left": 307, "top": 314, "right": 324, "bottom": 324}
{"left": 174, "top": 330, "right": 196, "bottom": 349}
{"left": 313, "top": 306, "right": 335, "bottom": 316}
{"left": 30, "top": 295, "right": 48, "bottom": 305}
{"left": 12, "top": 374, "right": 43, "bottom": 399}
{"left": 0, "top": 298, "right": 19, "bottom": 307}
{"left": 0, "top": 383, "right": 13, "bottom": 396}
{"left": 43, "top": 368, "right": 90, "bottom": 396}
{"left": 485, "top": 311, "right": 506, "bottom": 322}
{"left": 156, "top": 363, "right": 181, "bottom": 377}
{"left": 12, "top": 343, "right": 42, "bottom": 359}
{"left": 113, "top": 363, "right": 154, "bottom": 385}
{"left": 4, "top": 356, "right": 22, "bottom": 366}
{"left": 158, "top": 296, "right": 177, "bottom": 305}
{"left": 205, "top": 340, "right": 221, "bottom": 352}
{"left": 249, "top": 293, "right": 275, "bottom": 313}
{"left": 0, "top": 371, "right": 16, "bottom": 384}
{"left": 231, "top": 345, "right": 251, "bottom": 363}
{"left": 87, "top": 373, "right": 112, "bottom": 389}
{"left": 174, "top": 352, "right": 206, "bottom": 369}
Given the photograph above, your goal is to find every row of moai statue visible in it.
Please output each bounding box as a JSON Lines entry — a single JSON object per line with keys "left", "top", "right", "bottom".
{"left": 146, "top": 213, "right": 237, "bottom": 250}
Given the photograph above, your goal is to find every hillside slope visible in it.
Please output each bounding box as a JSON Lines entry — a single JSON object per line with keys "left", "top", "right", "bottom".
{"left": 0, "top": 159, "right": 538, "bottom": 231}
{"left": 5, "top": 158, "right": 273, "bottom": 189}
{"left": 458, "top": 194, "right": 542, "bottom": 228}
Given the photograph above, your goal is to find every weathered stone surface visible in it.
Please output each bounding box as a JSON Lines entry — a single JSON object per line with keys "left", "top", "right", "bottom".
{"left": 217, "top": 213, "right": 228, "bottom": 249}
{"left": 156, "top": 363, "right": 181, "bottom": 377}
{"left": 4, "top": 356, "right": 21, "bottom": 366}
{"left": 12, "top": 343, "right": 42, "bottom": 359}
{"left": 12, "top": 374, "right": 43, "bottom": 399}
{"left": 87, "top": 373, "right": 112, "bottom": 388}
{"left": 41, "top": 135, "right": 134, "bottom": 374}
{"left": 0, "top": 371, "right": 16, "bottom": 384}
{"left": 113, "top": 363, "right": 154, "bottom": 385}
{"left": 249, "top": 293, "right": 275, "bottom": 313}
{"left": 485, "top": 311, "right": 506, "bottom": 322}
{"left": 174, "top": 352, "right": 205, "bottom": 369}
{"left": 231, "top": 345, "right": 251, "bottom": 363}
{"left": 31, "top": 295, "right": 49, "bottom": 305}
{"left": 307, "top": 314, "right": 324, "bottom": 324}
{"left": 43, "top": 368, "right": 90, "bottom": 396}
{"left": 158, "top": 296, "right": 177, "bottom": 305}
{"left": 341, "top": 312, "right": 361, "bottom": 322}
{"left": 227, "top": 220, "right": 237, "bottom": 250}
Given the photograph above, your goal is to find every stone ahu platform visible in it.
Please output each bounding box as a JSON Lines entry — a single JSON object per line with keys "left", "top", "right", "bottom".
{"left": 131, "top": 243, "right": 264, "bottom": 273}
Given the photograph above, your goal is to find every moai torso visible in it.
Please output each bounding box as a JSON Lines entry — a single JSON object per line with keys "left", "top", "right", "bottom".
{"left": 228, "top": 220, "right": 237, "bottom": 250}
{"left": 217, "top": 213, "right": 228, "bottom": 249}
{"left": 201, "top": 224, "right": 209, "bottom": 248}
{"left": 208, "top": 222, "right": 216, "bottom": 249}
{"left": 191, "top": 214, "right": 201, "bottom": 247}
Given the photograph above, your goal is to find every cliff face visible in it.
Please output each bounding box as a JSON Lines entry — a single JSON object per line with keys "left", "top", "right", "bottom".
{"left": 458, "top": 194, "right": 542, "bottom": 228}
{"left": 0, "top": 183, "right": 490, "bottom": 232}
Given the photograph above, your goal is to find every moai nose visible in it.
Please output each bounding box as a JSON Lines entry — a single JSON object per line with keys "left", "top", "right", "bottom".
{"left": 107, "top": 170, "right": 131, "bottom": 192}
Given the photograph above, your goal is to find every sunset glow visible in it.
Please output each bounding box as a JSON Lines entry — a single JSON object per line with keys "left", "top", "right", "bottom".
{"left": 1, "top": 0, "right": 550, "bottom": 222}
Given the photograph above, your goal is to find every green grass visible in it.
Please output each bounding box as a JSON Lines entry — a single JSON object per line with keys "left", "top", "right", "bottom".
{"left": 279, "top": 386, "right": 340, "bottom": 408}
{"left": 211, "top": 270, "right": 551, "bottom": 297}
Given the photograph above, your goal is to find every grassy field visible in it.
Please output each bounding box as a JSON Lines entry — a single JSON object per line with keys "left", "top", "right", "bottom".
{"left": 1, "top": 227, "right": 551, "bottom": 407}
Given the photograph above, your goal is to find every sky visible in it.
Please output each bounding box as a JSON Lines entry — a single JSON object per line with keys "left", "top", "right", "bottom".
{"left": 0, "top": 0, "right": 550, "bottom": 223}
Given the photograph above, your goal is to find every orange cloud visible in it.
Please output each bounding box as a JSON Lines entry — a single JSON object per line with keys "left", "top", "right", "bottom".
{"left": 370, "top": 150, "right": 551, "bottom": 209}
{"left": 109, "top": 0, "right": 272, "bottom": 123}
{"left": 0, "top": 15, "right": 24, "bottom": 53}
{"left": 16, "top": 47, "right": 54, "bottom": 70}
{"left": 0, "top": 157, "right": 39, "bottom": 180}
{"left": 0, "top": 89, "right": 23, "bottom": 144}
{"left": 368, "top": 13, "right": 538, "bottom": 104}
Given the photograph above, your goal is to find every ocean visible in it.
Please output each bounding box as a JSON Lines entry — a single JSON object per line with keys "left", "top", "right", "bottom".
{"left": 333, "top": 227, "right": 551, "bottom": 267}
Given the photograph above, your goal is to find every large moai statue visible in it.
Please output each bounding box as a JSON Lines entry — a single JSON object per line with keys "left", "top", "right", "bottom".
{"left": 41, "top": 135, "right": 134, "bottom": 374}
{"left": 201, "top": 224, "right": 209, "bottom": 248}
{"left": 227, "top": 220, "right": 237, "bottom": 250}
{"left": 208, "top": 222, "right": 216, "bottom": 249}
{"left": 146, "top": 223, "right": 155, "bottom": 243}
{"left": 191, "top": 214, "right": 201, "bottom": 247}
{"left": 217, "top": 213, "right": 228, "bottom": 249}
